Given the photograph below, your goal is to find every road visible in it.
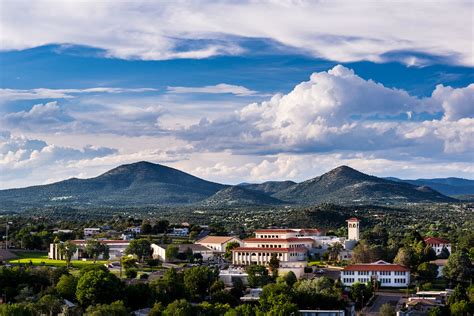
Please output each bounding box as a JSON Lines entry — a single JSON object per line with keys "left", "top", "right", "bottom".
{"left": 363, "top": 291, "right": 405, "bottom": 316}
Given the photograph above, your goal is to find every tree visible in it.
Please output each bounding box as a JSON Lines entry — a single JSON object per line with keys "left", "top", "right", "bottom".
{"left": 258, "top": 282, "right": 293, "bottom": 313}
{"left": 125, "top": 239, "right": 152, "bottom": 262}
{"left": 184, "top": 266, "right": 217, "bottom": 300}
{"left": 417, "top": 262, "right": 438, "bottom": 281}
{"left": 76, "top": 269, "right": 124, "bottom": 306}
{"left": 293, "top": 277, "right": 343, "bottom": 310}
{"left": 149, "top": 302, "right": 165, "bottom": 316}
{"left": 141, "top": 220, "right": 152, "bottom": 235}
{"left": 328, "top": 242, "right": 344, "bottom": 262}
{"left": 224, "top": 241, "right": 240, "bottom": 260}
{"left": 150, "top": 268, "right": 185, "bottom": 305}
{"left": 268, "top": 253, "right": 280, "bottom": 278}
{"left": 422, "top": 245, "right": 437, "bottom": 262}
{"left": 245, "top": 265, "right": 270, "bottom": 288}
{"left": 164, "top": 245, "right": 179, "bottom": 262}
{"left": 349, "top": 282, "right": 373, "bottom": 309}
{"left": 379, "top": 303, "right": 396, "bottom": 316}
{"left": 163, "top": 299, "right": 193, "bottom": 316}
{"left": 56, "top": 274, "right": 78, "bottom": 301}
{"left": 443, "top": 249, "right": 471, "bottom": 284}
{"left": 448, "top": 284, "right": 468, "bottom": 305}
{"left": 234, "top": 304, "right": 255, "bottom": 316}
{"left": 121, "top": 256, "right": 137, "bottom": 270}
{"left": 58, "top": 241, "right": 77, "bottom": 268}
{"left": 394, "top": 247, "right": 418, "bottom": 269}
{"left": 282, "top": 271, "right": 297, "bottom": 287}
{"left": 450, "top": 300, "right": 470, "bottom": 316}
{"left": 125, "top": 283, "right": 152, "bottom": 310}
{"left": 438, "top": 246, "right": 450, "bottom": 259}
{"left": 37, "top": 295, "right": 63, "bottom": 316}
{"left": 125, "top": 268, "right": 137, "bottom": 279}
{"left": 85, "top": 300, "right": 129, "bottom": 316}
{"left": 85, "top": 239, "right": 109, "bottom": 263}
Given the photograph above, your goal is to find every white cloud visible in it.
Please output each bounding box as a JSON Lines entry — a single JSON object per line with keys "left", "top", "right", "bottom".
{"left": 180, "top": 65, "right": 474, "bottom": 158}
{"left": 0, "top": 87, "right": 157, "bottom": 102}
{"left": 167, "top": 83, "right": 258, "bottom": 96}
{"left": 0, "top": 1, "right": 472, "bottom": 65}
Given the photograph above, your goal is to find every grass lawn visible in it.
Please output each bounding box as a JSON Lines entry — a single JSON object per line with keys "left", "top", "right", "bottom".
{"left": 308, "top": 260, "right": 325, "bottom": 267}
{"left": 8, "top": 251, "right": 110, "bottom": 268}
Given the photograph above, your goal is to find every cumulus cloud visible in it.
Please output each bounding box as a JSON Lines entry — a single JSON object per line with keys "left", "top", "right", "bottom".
{"left": 0, "top": 1, "right": 472, "bottom": 65}
{"left": 179, "top": 65, "right": 474, "bottom": 158}
{"left": 0, "top": 131, "right": 118, "bottom": 187}
{"left": 167, "top": 83, "right": 258, "bottom": 96}
{"left": 0, "top": 87, "right": 157, "bottom": 102}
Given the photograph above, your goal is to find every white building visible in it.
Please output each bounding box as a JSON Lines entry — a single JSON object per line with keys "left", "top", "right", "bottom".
{"left": 84, "top": 228, "right": 100, "bottom": 237}
{"left": 341, "top": 260, "right": 410, "bottom": 288}
{"left": 424, "top": 237, "right": 451, "bottom": 255}
{"left": 127, "top": 226, "right": 141, "bottom": 234}
{"left": 196, "top": 236, "right": 243, "bottom": 253}
{"left": 219, "top": 268, "right": 249, "bottom": 286}
{"left": 347, "top": 218, "right": 360, "bottom": 241}
{"left": 151, "top": 243, "right": 213, "bottom": 262}
{"left": 170, "top": 228, "right": 189, "bottom": 237}
{"left": 49, "top": 239, "right": 130, "bottom": 261}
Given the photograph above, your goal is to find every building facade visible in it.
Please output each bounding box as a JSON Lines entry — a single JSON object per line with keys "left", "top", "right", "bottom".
{"left": 151, "top": 243, "right": 213, "bottom": 261}
{"left": 424, "top": 237, "right": 451, "bottom": 255}
{"left": 196, "top": 236, "right": 243, "bottom": 253}
{"left": 49, "top": 239, "right": 130, "bottom": 261}
{"left": 341, "top": 260, "right": 410, "bottom": 287}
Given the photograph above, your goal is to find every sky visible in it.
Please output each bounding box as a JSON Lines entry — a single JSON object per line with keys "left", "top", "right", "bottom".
{"left": 0, "top": 0, "right": 473, "bottom": 189}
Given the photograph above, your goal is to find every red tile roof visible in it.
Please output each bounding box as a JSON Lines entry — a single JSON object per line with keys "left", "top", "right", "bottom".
{"left": 244, "top": 237, "right": 315, "bottom": 243}
{"left": 71, "top": 240, "right": 129, "bottom": 245}
{"left": 343, "top": 263, "right": 409, "bottom": 272}
{"left": 424, "top": 237, "right": 449, "bottom": 245}
{"left": 346, "top": 218, "right": 359, "bottom": 222}
{"left": 255, "top": 229, "right": 296, "bottom": 233}
{"left": 232, "top": 247, "right": 308, "bottom": 253}
{"left": 197, "top": 236, "right": 239, "bottom": 244}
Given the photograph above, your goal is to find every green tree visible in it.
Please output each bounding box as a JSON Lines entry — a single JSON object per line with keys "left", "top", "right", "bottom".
{"left": 121, "top": 256, "right": 137, "bottom": 269}
{"left": 37, "top": 295, "right": 63, "bottom": 316}
{"left": 125, "top": 239, "right": 152, "bottom": 262}
{"left": 293, "top": 277, "right": 343, "bottom": 310}
{"left": 76, "top": 269, "right": 124, "bottom": 306}
{"left": 149, "top": 302, "right": 165, "bottom": 316}
{"left": 438, "top": 247, "right": 450, "bottom": 259}
{"left": 150, "top": 268, "right": 185, "bottom": 305}
{"left": 58, "top": 241, "right": 77, "bottom": 268}
{"left": 165, "top": 245, "right": 179, "bottom": 262}
{"left": 422, "top": 245, "right": 437, "bottom": 262}
{"left": 349, "top": 282, "right": 372, "bottom": 309}
{"left": 141, "top": 220, "right": 152, "bottom": 235}
{"left": 258, "top": 282, "right": 293, "bottom": 313}
{"left": 443, "top": 249, "right": 471, "bottom": 284}
{"left": 417, "top": 262, "right": 438, "bottom": 281}
{"left": 268, "top": 253, "right": 280, "bottom": 278}
{"left": 448, "top": 284, "right": 468, "bottom": 305}
{"left": 282, "top": 271, "right": 297, "bottom": 287}
{"left": 125, "top": 268, "right": 137, "bottom": 279}
{"left": 450, "top": 300, "right": 470, "bottom": 316}
{"left": 163, "top": 299, "right": 193, "bottom": 316}
{"left": 245, "top": 265, "right": 270, "bottom": 288}
{"left": 379, "top": 303, "right": 396, "bottom": 316}
{"left": 56, "top": 274, "right": 78, "bottom": 301}
{"left": 224, "top": 241, "right": 240, "bottom": 260}
{"left": 184, "top": 266, "right": 217, "bottom": 300}
{"left": 394, "top": 247, "right": 418, "bottom": 269}
{"left": 85, "top": 300, "right": 129, "bottom": 316}
{"left": 328, "top": 242, "right": 344, "bottom": 262}
{"left": 85, "top": 240, "right": 110, "bottom": 263}
{"left": 427, "top": 306, "right": 445, "bottom": 316}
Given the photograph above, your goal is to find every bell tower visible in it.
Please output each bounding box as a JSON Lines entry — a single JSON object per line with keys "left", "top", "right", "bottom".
{"left": 347, "top": 218, "right": 360, "bottom": 241}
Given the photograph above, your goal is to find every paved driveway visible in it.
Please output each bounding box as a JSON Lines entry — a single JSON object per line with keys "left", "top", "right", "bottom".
{"left": 364, "top": 292, "right": 404, "bottom": 316}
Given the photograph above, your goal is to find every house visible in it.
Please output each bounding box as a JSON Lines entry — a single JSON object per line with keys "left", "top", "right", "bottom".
{"left": 298, "top": 310, "right": 347, "bottom": 316}
{"left": 170, "top": 227, "right": 189, "bottom": 237}
{"left": 424, "top": 237, "right": 451, "bottom": 255}
{"left": 397, "top": 299, "right": 444, "bottom": 316}
{"left": 84, "top": 228, "right": 100, "bottom": 237}
{"left": 341, "top": 260, "right": 410, "bottom": 287}
{"left": 196, "top": 236, "right": 243, "bottom": 253}
{"left": 127, "top": 226, "right": 142, "bottom": 234}
{"left": 49, "top": 239, "right": 130, "bottom": 260}
{"left": 151, "top": 243, "right": 213, "bottom": 261}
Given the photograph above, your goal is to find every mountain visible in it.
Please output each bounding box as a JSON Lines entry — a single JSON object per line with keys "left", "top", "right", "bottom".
{"left": 0, "top": 163, "right": 458, "bottom": 210}
{"left": 386, "top": 177, "right": 474, "bottom": 196}
{"left": 0, "top": 161, "right": 225, "bottom": 209}
{"left": 273, "top": 166, "right": 456, "bottom": 204}
{"left": 239, "top": 181, "right": 297, "bottom": 195}
{"left": 201, "top": 186, "right": 286, "bottom": 207}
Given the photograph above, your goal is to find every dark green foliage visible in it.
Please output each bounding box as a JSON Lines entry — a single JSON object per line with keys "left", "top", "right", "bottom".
{"left": 417, "top": 262, "right": 438, "bottom": 281}
{"left": 125, "top": 238, "right": 152, "bottom": 261}
{"left": 124, "top": 283, "right": 151, "bottom": 310}
{"left": 245, "top": 265, "right": 271, "bottom": 288}
{"left": 443, "top": 249, "right": 471, "bottom": 283}
{"left": 124, "top": 268, "right": 137, "bottom": 279}
{"left": 163, "top": 299, "right": 194, "bottom": 316}
{"left": 349, "top": 282, "right": 373, "bottom": 309}
{"left": 184, "top": 266, "right": 218, "bottom": 300}
{"left": 76, "top": 269, "right": 124, "bottom": 306}
{"left": 56, "top": 274, "right": 78, "bottom": 301}
{"left": 150, "top": 268, "right": 185, "bottom": 305}
{"left": 85, "top": 300, "right": 130, "bottom": 316}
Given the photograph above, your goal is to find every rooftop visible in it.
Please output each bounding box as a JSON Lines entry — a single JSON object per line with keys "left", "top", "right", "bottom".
{"left": 244, "top": 237, "right": 315, "bottom": 243}
{"left": 197, "top": 235, "right": 239, "bottom": 244}
{"left": 232, "top": 247, "right": 308, "bottom": 253}
{"left": 343, "top": 260, "right": 409, "bottom": 272}
{"left": 424, "top": 237, "right": 449, "bottom": 244}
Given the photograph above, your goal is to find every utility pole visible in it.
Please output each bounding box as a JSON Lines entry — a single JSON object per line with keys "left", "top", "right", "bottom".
{"left": 5, "top": 222, "right": 12, "bottom": 250}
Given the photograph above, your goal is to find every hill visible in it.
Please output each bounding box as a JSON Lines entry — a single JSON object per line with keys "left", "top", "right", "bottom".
{"left": 386, "top": 177, "right": 474, "bottom": 196}
{"left": 0, "top": 161, "right": 224, "bottom": 209}
{"left": 273, "top": 166, "right": 456, "bottom": 204}
{"left": 201, "top": 186, "right": 286, "bottom": 207}
{"left": 239, "top": 181, "right": 296, "bottom": 195}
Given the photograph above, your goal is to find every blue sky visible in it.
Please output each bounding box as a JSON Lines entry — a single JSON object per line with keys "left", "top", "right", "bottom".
{"left": 0, "top": 1, "right": 473, "bottom": 188}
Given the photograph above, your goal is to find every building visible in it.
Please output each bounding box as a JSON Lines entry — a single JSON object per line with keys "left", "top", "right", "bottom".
{"left": 219, "top": 268, "right": 249, "bottom": 286}
{"left": 151, "top": 243, "right": 213, "bottom": 262}
{"left": 346, "top": 218, "right": 360, "bottom": 241}
{"left": 49, "top": 239, "right": 130, "bottom": 260}
{"left": 196, "top": 236, "right": 243, "bottom": 253}
{"left": 170, "top": 227, "right": 189, "bottom": 237}
{"left": 84, "top": 228, "right": 100, "bottom": 237}
{"left": 341, "top": 260, "right": 410, "bottom": 287}
{"left": 424, "top": 237, "right": 451, "bottom": 255}
{"left": 127, "top": 226, "right": 142, "bottom": 234}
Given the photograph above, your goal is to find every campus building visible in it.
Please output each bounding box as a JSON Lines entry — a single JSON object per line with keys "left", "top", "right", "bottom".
{"left": 49, "top": 239, "right": 130, "bottom": 261}
{"left": 196, "top": 236, "right": 243, "bottom": 253}
{"left": 341, "top": 260, "right": 410, "bottom": 287}
{"left": 424, "top": 237, "right": 451, "bottom": 255}
{"left": 151, "top": 243, "right": 214, "bottom": 262}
